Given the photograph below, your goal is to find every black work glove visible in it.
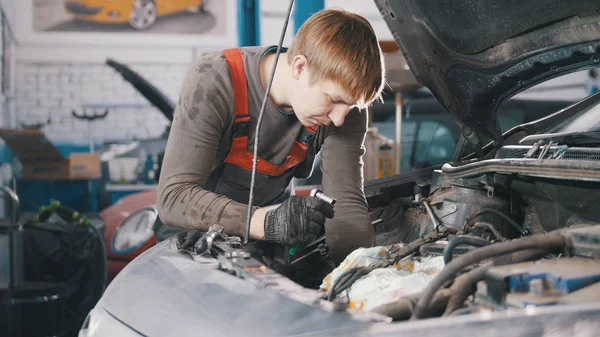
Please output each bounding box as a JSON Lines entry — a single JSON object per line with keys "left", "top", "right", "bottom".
{"left": 264, "top": 195, "right": 335, "bottom": 246}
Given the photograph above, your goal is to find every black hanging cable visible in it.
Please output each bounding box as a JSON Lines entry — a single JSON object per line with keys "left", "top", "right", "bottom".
{"left": 244, "top": 0, "right": 296, "bottom": 244}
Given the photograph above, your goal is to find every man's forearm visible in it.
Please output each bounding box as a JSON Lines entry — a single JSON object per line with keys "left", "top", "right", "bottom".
{"left": 157, "top": 181, "right": 260, "bottom": 238}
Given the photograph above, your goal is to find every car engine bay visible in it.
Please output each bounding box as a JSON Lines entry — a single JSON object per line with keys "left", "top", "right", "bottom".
{"left": 359, "top": 110, "right": 600, "bottom": 322}
{"left": 165, "top": 96, "right": 600, "bottom": 327}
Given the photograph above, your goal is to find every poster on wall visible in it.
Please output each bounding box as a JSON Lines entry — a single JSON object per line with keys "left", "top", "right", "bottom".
{"left": 16, "top": 0, "right": 238, "bottom": 47}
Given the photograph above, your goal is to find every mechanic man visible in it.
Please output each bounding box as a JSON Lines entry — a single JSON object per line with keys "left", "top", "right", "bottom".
{"left": 154, "top": 8, "right": 386, "bottom": 271}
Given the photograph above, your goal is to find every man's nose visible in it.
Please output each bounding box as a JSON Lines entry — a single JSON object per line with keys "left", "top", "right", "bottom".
{"left": 329, "top": 105, "right": 349, "bottom": 127}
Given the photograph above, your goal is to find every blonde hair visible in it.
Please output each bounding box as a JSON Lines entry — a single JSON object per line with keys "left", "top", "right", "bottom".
{"left": 288, "top": 8, "right": 386, "bottom": 109}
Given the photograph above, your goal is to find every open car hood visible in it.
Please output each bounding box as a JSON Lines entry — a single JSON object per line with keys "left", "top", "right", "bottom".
{"left": 374, "top": 0, "right": 600, "bottom": 149}
{"left": 106, "top": 59, "right": 175, "bottom": 122}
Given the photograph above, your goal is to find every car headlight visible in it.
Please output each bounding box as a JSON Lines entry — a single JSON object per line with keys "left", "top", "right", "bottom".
{"left": 111, "top": 207, "right": 157, "bottom": 254}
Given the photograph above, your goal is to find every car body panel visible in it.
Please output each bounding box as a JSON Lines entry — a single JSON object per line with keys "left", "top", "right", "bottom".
{"left": 89, "top": 240, "right": 362, "bottom": 337}
{"left": 374, "top": 0, "right": 600, "bottom": 144}
{"left": 65, "top": 0, "right": 135, "bottom": 24}
{"left": 82, "top": 226, "right": 600, "bottom": 337}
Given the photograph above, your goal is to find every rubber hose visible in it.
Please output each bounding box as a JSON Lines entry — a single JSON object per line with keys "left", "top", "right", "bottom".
{"left": 333, "top": 271, "right": 365, "bottom": 298}
{"left": 467, "top": 208, "right": 527, "bottom": 236}
{"left": 471, "top": 221, "right": 505, "bottom": 241}
{"left": 411, "top": 233, "right": 566, "bottom": 320}
{"left": 328, "top": 269, "right": 356, "bottom": 301}
{"left": 443, "top": 248, "right": 550, "bottom": 315}
{"left": 371, "top": 289, "right": 451, "bottom": 321}
{"left": 443, "top": 236, "right": 492, "bottom": 265}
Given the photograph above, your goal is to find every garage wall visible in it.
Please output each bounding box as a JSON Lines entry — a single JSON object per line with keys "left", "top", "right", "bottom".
{"left": 259, "top": 0, "right": 394, "bottom": 46}
{"left": 8, "top": 0, "right": 598, "bottom": 146}
{"left": 0, "top": 0, "right": 16, "bottom": 131}
{"left": 14, "top": 47, "right": 193, "bottom": 143}
{"left": 11, "top": 0, "right": 238, "bottom": 145}
{"left": 0, "top": 0, "right": 14, "bottom": 28}
{"left": 259, "top": 0, "right": 295, "bottom": 46}
{"left": 325, "top": 0, "right": 393, "bottom": 40}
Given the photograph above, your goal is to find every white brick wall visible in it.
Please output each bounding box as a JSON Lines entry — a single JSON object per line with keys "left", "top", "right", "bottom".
{"left": 14, "top": 60, "right": 188, "bottom": 144}
{"left": 0, "top": 0, "right": 15, "bottom": 29}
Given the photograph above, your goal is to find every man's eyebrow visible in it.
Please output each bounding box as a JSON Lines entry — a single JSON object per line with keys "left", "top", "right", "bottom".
{"left": 333, "top": 94, "right": 354, "bottom": 105}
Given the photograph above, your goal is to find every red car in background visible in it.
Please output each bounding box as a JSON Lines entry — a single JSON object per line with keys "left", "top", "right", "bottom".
{"left": 102, "top": 190, "right": 157, "bottom": 282}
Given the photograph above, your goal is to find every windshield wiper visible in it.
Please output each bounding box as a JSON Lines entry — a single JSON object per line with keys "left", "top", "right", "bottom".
{"left": 520, "top": 130, "right": 600, "bottom": 146}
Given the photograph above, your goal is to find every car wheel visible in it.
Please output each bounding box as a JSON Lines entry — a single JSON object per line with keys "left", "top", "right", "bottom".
{"left": 129, "top": 0, "right": 157, "bottom": 30}
{"left": 199, "top": 0, "right": 210, "bottom": 13}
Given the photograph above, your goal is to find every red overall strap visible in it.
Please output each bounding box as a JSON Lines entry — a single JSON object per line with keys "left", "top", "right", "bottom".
{"left": 222, "top": 48, "right": 316, "bottom": 177}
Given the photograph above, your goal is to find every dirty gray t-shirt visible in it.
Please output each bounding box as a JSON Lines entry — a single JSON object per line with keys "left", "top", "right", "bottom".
{"left": 157, "top": 46, "right": 375, "bottom": 262}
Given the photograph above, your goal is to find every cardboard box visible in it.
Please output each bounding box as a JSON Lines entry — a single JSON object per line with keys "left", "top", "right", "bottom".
{"left": 0, "top": 128, "right": 101, "bottom": 180}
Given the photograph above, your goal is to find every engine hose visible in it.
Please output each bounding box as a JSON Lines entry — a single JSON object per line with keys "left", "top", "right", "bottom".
{"left": 465, "top": 208, "right": 528, "bottom": 236}
{"left": 332, "top": 270, "right": 367, "bottom": 299}
{"left": 442, "top": 248, "right": 551, "bottom": 315}
{"left": 443, "top": 236, "right": 492, "bottom": 265}
{"left": 471, "top": 221, "right": 506, "bottom": 241}
{"left": 372, "top": 247, "right": 558, "bottom": 320}
{"left": 371, "top": 289, "right": 451, "bottom": 321}
{"left": 327, "top": 269, "right": 356, "bottom": 301}
{"left": 411, "top": 233, "right": 566, "bottom": 320}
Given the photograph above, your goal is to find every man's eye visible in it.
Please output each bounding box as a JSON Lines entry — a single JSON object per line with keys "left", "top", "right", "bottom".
{"left": 328, "top": 97, "right": 341, "bottom": 104}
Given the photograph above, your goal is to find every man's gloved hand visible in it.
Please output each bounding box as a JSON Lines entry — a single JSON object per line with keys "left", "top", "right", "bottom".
{"left": 264, "top": 195, "right": 334, "bottom": 246}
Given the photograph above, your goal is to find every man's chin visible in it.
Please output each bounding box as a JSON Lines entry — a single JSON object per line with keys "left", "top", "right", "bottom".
{"left": 299, "top": 119, "right": 316, "bottom": 128}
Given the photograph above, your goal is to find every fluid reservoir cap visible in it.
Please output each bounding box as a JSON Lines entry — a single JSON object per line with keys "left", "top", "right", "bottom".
{"left": 288, "top": 246, "right": 298, "bottom": 256}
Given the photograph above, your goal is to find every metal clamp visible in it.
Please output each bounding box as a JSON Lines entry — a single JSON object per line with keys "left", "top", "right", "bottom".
{"left": 193, "top": 224, "right": 224, "bottom": 255}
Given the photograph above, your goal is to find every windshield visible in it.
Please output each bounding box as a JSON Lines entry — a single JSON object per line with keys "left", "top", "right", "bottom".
{"left": 546, "top": 95, "right": 600, "bottom": 133}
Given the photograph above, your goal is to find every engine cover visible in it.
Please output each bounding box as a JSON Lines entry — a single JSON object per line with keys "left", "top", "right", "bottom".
{"left": 475, "top": 258, "right": 600, "bottom": 309}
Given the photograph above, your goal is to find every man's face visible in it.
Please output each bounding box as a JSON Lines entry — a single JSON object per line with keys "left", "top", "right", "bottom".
{"left": 288, "top": 58, "right": 356, "bottom": 128}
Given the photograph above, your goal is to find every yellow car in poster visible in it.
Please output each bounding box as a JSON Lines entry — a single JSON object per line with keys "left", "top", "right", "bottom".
{"left": 64, "top": 0, "right": 210, "bottom": 30}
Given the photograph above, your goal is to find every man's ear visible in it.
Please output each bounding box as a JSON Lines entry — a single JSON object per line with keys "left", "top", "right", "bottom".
{"left": 290, "top": 54, "right": 308, "bottom": 81}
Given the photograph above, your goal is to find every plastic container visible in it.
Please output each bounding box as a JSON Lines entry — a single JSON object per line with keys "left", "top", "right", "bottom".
{"left": 108, "top": 158, "right": 139, "bottom": 183}
{"left": 144, "top": 154, "right": 155, "bottom": 184}
{"left": 363, "top": 128, "right": 395, "bottom": 181}
{"left": 363, "top": 127, "right": 380, "bottom": 181}
{"left": 378, "top": 143, "right": 394, "bottom": 178}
